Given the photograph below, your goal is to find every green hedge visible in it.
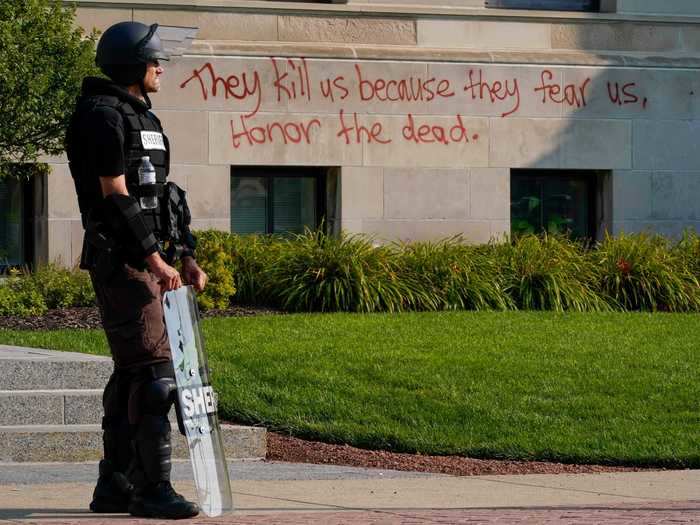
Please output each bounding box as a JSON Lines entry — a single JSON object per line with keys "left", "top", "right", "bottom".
{"left": 1, "top": 231, "right": 699, "bottom": 317}
{"left": 196, "top": 229, "right": 700, "bottom": 314}
{"left": 0, "top": 264, "right": 95, "bottom": 317}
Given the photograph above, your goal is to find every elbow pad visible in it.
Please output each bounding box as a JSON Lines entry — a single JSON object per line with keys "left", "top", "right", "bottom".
{"left": 102, "top": 194, "right": 159, "bottom": 260}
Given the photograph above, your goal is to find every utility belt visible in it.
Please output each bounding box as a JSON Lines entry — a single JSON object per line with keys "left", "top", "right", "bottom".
{"left": 81, "top": 182, "right": 195, "bottom": 281}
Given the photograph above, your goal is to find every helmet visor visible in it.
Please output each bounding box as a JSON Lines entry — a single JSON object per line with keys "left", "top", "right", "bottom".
{"left": 137, "top": 24, "right": 170, "bottom": 62}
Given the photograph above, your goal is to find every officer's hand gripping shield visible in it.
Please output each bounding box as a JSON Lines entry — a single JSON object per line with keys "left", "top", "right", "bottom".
{"left": 163, "top": 286, "right": 233, "bottom": 517}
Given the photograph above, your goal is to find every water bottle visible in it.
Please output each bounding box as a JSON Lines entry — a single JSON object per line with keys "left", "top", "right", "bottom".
{"left": 138, "top": 156, "right": 158, "bottom": 210}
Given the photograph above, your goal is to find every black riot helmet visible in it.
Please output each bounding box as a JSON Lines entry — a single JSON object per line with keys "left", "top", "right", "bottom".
{"left": 95, "top": 22, "right": 169, "bottom": 86}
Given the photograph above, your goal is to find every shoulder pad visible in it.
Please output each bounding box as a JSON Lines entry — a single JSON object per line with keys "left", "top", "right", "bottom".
{"left": 91, "top": 95, "right": 121, "bottom": 110}
{"left": 146, "top": 110, "right": 162, "bottom": 126}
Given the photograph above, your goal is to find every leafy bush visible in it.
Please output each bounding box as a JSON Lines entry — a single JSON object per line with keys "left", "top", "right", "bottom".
{"left": 592, "top": 232, "right": 700, "bottom": 312}
{"left": 0, "top": 274, "right": 47, "bottom": 317}
{"left": 228, "top": 234, "right": 282, "bottom": 306}
{"left": 266, "top": 229, "right": 428, "bottom": 313}
{"left": 493, "top": 234, "right": 609, "bottom": 312}
{"left": 192, "top": 231, "right": 236, "bottom": 311}
{"left": 396, "top": 238, "right": 511, "bottom": 311}
{"left": 30, "top": 264, "right": 95, "bottom": 309}
{"left": 675, "top": 229, "right": 700, "bottom": 280}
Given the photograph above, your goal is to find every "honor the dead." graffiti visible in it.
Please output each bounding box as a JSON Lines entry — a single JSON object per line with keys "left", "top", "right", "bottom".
{"left": 179, "top": 58, "right": 652, "bottom": 150}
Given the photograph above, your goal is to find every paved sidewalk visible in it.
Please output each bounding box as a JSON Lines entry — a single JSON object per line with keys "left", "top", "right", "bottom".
{"left": 0, "top": 461, "right": 698, "bottom": 524}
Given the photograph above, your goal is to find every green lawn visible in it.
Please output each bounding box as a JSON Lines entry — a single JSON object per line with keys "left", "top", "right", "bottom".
{"left": 1, "top": 311, "right": 698, "bottom": 467}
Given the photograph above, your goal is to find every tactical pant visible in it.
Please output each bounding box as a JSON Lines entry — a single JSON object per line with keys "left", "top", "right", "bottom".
{"left": 91, "top": 265, "right": 176, "bottom": 484}
{"left": 91, "top": 264, "right": 171, "bottom": 375}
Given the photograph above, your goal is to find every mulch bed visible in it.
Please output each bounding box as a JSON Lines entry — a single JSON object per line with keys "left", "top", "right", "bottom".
{"left": 2, "top": 307, "right": 657, "bottom": 476}
{"left": 0, "top": 304, "right": 282, "bottom": 331}
{"left": 266, "top": 432, "right": 651, "bottom": 476}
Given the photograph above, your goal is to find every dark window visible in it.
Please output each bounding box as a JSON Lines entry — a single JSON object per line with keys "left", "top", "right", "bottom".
{"left": 511, "top": 170, "right": 601, "bottom": 240}
{"left": 0, "top": 178, "right": 27, "bottom": 268}
{"left": 485, "top": 0, "right": 599, "bottom": 11}
{"left": 231, "top": 167, "right": 326, "bottom": 235}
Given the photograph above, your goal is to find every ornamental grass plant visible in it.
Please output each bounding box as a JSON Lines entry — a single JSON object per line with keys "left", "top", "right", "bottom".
{"left": 265, "top": 229, "right": 430, "bottom": 312}
{"left": 2, "top": 229, "right": 700, "bottom": 316}
{"left": 592, "top": 232, "right": 700, "bottom": 312}
{"left": 493, "top": 234, "right": 609, "bottom": 312}
{"left": 396, "top": 238, "right": 512, "bottom": 311}
{"left": 674, "top": 229, "right": 700, "bottom": 281}
{"left": 227, "top": 233, "right": 282, "bottom": 306}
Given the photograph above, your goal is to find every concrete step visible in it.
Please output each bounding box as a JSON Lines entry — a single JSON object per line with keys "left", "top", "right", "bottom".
{"left": 0, "top": 423, "right": 267, "bottom": 462}
{"left": 0, "top": 390, "right": 186, "bottom": 426}
{"left": 0, "top": 389, "right": 103, "bottom": 426}
{"left": 0, "top": 345, "right": 113, "bottom": 390}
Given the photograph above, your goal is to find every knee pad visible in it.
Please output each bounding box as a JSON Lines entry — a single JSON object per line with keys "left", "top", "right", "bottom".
{"left": 134, "top": 413, "right": 171, "bottom": 439}
{"left": 140, "top": 376, "right": 177, "bottom": 416}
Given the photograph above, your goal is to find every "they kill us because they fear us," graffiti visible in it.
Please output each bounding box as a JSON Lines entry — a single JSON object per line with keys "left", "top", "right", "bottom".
{"left": 179, "top": 58, "right": 650, "bottom": 149}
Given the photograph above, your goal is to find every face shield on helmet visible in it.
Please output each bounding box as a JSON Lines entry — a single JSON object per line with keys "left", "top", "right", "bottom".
{"left": 95, "top": 21, "right": 170, "bottom": 87}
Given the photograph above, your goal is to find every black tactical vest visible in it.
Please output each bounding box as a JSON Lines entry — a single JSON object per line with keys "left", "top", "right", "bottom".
{"left": 68, "top": 95, "right": 170, "bottom": 241}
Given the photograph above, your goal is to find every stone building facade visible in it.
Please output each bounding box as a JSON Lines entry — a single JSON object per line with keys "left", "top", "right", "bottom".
{"left": 3, "top": 0, "right": 700, "bottom": 267}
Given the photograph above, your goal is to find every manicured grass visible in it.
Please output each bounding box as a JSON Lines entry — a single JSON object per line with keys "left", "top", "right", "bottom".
{"left": 1, "top": 311, "right": 698, "bottom": 467}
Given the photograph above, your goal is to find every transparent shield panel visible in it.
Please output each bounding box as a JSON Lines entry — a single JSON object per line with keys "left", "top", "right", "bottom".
{"left": 231, "top": 176, "right": 267, "bottom": 234}
{"left": 163, "top": 286, "right": 233, "bottom": 517}
{"left": 272, "top": 177, "right": 316, "bottom": 235}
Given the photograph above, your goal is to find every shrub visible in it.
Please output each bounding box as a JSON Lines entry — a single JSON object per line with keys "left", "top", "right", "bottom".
{"left": 675, "top": 229, "right": 700, "bottom": 280}
{"left": 396, "top": 238, "right": 511, "bottom": 311}
{"left": 593, "top": 232, "right": 700, "bottom": 312}
{"left": 192, "top": 231, "right": 236, "bottom": 310}
{"left": 0, "top": 273, "right": 47, "bottom": 317}
{"left": 30, "top": 264, "right": 95, "bottom": 308}
{"left": 266, "top": 229, "right": 428, "bottom": 313}
{"left": 494, "top": 234, "right": 609, "bottom": 312}
{"left": 228, "top": 234, "right": 283, "bottom": 306}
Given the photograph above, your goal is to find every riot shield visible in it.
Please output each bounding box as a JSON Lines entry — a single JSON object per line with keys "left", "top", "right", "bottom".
{"left": 162, "top": 285, "right": 233, "bottom": 517}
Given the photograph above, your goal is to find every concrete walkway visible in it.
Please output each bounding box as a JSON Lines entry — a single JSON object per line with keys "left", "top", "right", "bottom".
{"left": 0, "top": 461, "right": 698, "bottom": 524}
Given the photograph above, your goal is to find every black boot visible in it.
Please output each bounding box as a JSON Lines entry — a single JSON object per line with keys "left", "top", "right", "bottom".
{"left": 90, "top": 413, "right": 134, "bottom": 513}
{"left": 130, "top": 480, "right": 199, "bottom": 520}
{"left": 89, "top": 459, "right": 133, "bottom": 513}
{"left": 128, "top": 415, "right": 199, "bottom": 519}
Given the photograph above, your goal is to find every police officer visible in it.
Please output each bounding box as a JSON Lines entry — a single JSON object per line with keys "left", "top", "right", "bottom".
{"left": 65, "top": 21, "right": 206, "bottom": 519}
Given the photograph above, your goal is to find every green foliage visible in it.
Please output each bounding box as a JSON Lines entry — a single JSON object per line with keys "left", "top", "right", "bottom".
{"left": 0, "top": 273, "right": 47, "bottom": 316}
{"left": 0, "top": 0, "right": 98, "bottom": 173}
{"left": 193, "top": 231, "right": 236, "bottom": 310}
{"left": 493, "top": 234, "right": 609, "bottom": 312}
{"left": 592, "top": 232, "right": 700, "bottom": 312}
{"left": 675, "top": 229, "right": 700, "bottom": 280}
{"left": 190, "top": 229, "right": 700, "bottom": 314}
{"left": 267, "top": 229, "right": 427, "bottom": 313}
{"left": 396, "top": 238, "right": 511, "bottom": 311}
{"left": 30, "top": 263, "right": 95, "bottom": 308}
{"left": 227, "top": 234, "right": 282, "bottom": 306}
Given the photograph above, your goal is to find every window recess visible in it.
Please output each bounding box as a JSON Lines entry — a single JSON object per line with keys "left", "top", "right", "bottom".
{"left": 231, "top": 166, "right": 327, "bottom": 236}
{"left": 485, "top": 0, "right": 600, "bottom": 12}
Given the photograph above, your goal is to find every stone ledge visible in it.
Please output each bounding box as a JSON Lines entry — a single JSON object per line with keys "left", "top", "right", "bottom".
{"left": 0, "top": 424, "right": 267, "bottom": 462}
{"left": 187, "top": 41, "right": 700, "bottom": 68}
{"left": 0, "top": 357, "right": 112, "bottom": 391}
{"left": 70, "top": 0, "right": 700, "bottom": 24}
{"left": 0, "top": 390, "right": 103, "bottom": 426}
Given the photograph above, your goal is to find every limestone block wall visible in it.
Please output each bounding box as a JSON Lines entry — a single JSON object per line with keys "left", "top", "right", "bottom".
{"left": 45, "top": 162, "right": 83, "bottom": 267}
{"left": 616, "top": 0, "right": 700, "bottom": 17}
{"left": 40, "top": 3, "right": 700, "bottom": 263}
{"left": 149, "top": 55, "right": 699, "bottom": 241}
{"left": 340, "top": 167, "right": 508, "bottom": 242}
